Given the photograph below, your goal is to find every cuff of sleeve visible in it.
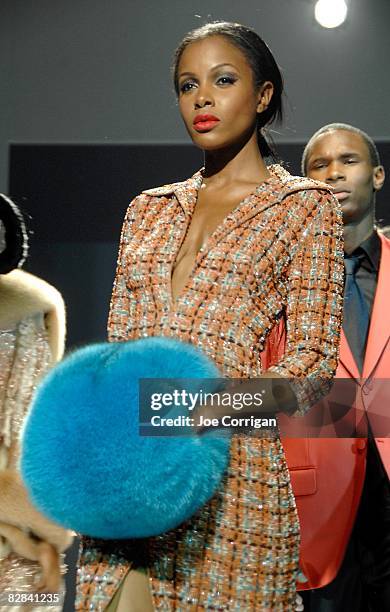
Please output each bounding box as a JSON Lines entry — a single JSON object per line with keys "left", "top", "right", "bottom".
{"left": 268, "top": 368, "right": 332, "bottom": 416}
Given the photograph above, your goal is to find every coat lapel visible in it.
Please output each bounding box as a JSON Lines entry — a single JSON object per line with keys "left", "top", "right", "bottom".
{"left": 142, "top": 171, "right": 203, "bottom": 218}
{"left": 338, "top": 329, "right": 361, "bottom": 381}
{"left": 172, "top": 172, "right": 203, "bottom": 218}
{"left": 193, "top": 165, "right": 332, "bottom": 267}
{"left": 363, "top": 233, "right": 390, "bottom": 380}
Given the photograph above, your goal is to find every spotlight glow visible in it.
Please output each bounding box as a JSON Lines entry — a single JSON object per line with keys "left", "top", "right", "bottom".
{"left": 315, "top": 0, "right": 348, "bottom": 29}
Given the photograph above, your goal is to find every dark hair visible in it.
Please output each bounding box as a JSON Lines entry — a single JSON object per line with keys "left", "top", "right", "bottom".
{"left": 172, "top": 21, "right": 284, "bottom": 160}
{"left": 301, "top": 122, "right": 381, "bottom": 175}
{"left": 0, "top": 194, "right": 28, "bottom": 274}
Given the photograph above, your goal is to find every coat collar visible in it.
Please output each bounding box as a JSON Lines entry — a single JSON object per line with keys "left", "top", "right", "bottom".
{"left": 142, "top": 165, "right": 333, "bottom": 218}
{"left": 362, "top": 232, "right": 390, "bottom": 380}
{"left": 338, "top": 330, "right": 361, "bottom": 382}
{"left": 142, "top": 171, "right": 202, "bottom": 217}
{"left": 142, "top": 164, "right": 334, "bottom": 274}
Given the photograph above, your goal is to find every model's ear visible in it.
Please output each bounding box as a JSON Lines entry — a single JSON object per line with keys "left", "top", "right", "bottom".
{"left": 257, "top": 81, "right": 274, "bottom": 114}
{"left": 373, "top": 165, "right": 385, "bottom": 191}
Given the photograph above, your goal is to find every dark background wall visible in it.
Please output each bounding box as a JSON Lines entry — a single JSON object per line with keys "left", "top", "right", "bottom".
{"left": 9, "top": 142, "right": 390, "bottom": 348}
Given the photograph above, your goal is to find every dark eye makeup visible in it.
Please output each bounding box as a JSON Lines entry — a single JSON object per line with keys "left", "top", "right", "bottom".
{"left": 179, "top": 72, "right": 238, "bottom": 94}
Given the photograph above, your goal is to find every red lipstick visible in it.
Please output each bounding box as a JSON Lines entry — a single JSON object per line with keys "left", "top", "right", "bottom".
{"left": 193, "top": 114, "right": 220, "bottom": 132}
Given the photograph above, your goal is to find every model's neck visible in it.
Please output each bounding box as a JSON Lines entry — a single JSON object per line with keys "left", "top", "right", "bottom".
{"left": 202, "top": 133, "right": 270, "bottom": 186}
{"left": 343, "top": 212, "right": 375, "bottom": 254}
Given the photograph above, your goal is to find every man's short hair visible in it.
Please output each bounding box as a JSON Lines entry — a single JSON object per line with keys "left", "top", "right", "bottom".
{"left": 301, "top": 122, "right": 381, "bottom": 175}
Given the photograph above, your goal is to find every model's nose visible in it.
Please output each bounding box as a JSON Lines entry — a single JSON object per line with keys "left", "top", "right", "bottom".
{"left": 194, "top": 85, "right": 213, "bottom": 109}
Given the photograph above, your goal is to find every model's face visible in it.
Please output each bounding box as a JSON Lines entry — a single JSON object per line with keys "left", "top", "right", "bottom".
{"left": 306, "top": 130, "right": 385, "bottom": 225}
{"left": 177, "top": 36, "right": 273, "bottom": 151}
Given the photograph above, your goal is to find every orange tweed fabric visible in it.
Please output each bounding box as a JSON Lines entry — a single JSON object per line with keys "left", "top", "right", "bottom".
{"left": 76, "top": 165, "right": 344, "bottom": 611}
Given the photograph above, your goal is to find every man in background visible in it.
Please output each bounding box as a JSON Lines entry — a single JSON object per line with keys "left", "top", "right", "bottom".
{"left": 284, "top": 123, "right": 390, "bottom": 611}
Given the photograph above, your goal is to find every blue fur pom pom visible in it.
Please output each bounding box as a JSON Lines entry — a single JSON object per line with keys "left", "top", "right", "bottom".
{"left": 21, "top": 337, "right": 230, "bottom": 538}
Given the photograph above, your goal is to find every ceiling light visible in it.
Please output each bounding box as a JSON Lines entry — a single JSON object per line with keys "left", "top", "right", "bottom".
{"left": 314, "top": 0, "right": 348, "bottom": 29}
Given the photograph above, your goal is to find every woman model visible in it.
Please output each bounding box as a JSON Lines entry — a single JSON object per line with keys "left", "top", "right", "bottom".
{"left": 0, "top": 194, "right": 71, "bottom": 610}
{"left": 77, "top": 22, "right": 344, "bottom": 611}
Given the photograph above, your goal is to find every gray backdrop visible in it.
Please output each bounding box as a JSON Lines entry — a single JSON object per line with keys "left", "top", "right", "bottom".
{"left": 1, "top": 0, "right": 390, "bottom": 192}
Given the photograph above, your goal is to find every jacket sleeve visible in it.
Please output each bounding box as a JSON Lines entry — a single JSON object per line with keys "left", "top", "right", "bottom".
{"left": 268, "top": 189, "right": 344, "bottom": 415}
{"left": 107, "top": 194, "right": 147, "bottom": 343}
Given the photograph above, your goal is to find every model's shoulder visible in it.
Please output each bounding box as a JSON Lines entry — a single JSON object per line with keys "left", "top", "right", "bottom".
{"left": 141, "top": 172, "right": 200, "bottom": 198}
{"left": 0, "top": 269, "right": 64, "bottom": 331}
{"left": 141, "top": 182, "right": 181, "bottom": 197}
{"left": 270, "top": 164, "right": 332, "bottom": 200}
{"left": 125, "top": 178, "right": 189, "bottom": 215}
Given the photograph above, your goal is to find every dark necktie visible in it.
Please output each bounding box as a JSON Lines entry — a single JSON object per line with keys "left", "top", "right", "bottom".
{"left": 343, "top": 254, "right": 369, "bottom": 374}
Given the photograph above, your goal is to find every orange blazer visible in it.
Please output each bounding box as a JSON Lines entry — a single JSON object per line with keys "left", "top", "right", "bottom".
{"left": 281, "top": 233, "right": 390, "bottom": 590}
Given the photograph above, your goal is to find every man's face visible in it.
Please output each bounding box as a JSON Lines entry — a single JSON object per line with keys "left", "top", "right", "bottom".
{"left": 305, "top": 129, "right": 385, "bottom": 225}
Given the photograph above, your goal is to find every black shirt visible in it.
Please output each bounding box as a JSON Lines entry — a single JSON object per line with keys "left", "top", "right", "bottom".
{"left": 344, "top": 230, "right": 381, "bottom": 372}
{"left": 352, "top": 230, "right": 381, "bottom": 318}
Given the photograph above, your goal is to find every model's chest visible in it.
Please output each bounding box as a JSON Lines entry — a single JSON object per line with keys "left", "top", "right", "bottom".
{"left": 123, "top": 196, "right": 292, "bottom": 297}
{"left": 174, "top": 190, "right": 243, "bottom": 267}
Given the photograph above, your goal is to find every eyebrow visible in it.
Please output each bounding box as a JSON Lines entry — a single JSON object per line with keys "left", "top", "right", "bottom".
{"left": 178, "top": 63, "right": 238, "bottom": 79}
{"left": 340, "top": 151, "right": 361, "bottom": 158}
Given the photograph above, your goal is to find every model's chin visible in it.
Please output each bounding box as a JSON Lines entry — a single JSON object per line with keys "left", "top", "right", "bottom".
{"left": 189, "top": 129, "right": 219, "bottom": 142}
{"left": 187, "top": 124, "right": 257, "bottom": 154}
{"left": 189, "top": 131, "right": 239, "bottom": 153}
{"left": 194, "top": 142, "right": 227, "bottom": 153}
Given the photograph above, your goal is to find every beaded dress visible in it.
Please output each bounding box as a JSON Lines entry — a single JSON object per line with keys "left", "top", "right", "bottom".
{"left": 76, "top": 165, "right": 344, "bottom": 611}
{"left": 0, "top": 273, "right": 66, "bottom": 611}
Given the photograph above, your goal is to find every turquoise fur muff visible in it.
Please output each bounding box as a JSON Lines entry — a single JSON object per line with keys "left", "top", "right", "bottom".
{"left": 20, "top": 338, "right": 230, "bottom": 539}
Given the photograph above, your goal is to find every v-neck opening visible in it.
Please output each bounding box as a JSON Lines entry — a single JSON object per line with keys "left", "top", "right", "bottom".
{"left": 168, "top": 165, "right": 282, "bottom": 309}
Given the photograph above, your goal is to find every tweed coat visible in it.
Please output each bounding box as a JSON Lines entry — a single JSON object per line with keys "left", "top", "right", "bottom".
{"left": 76, "top": 165, "right": 344, "bottom": 611}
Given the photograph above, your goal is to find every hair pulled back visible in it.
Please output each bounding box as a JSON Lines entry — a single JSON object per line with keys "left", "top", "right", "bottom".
{"left": 173, "top": 21, "right": 284, "bottom": 159}
{"left": 0, "top": 194, "right": 28, "bottom": 274}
